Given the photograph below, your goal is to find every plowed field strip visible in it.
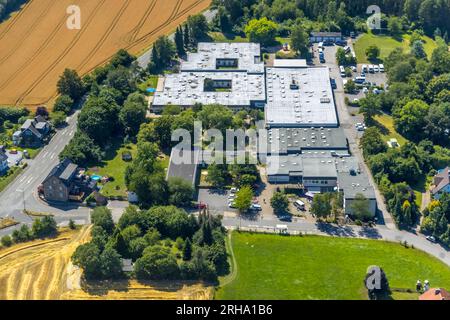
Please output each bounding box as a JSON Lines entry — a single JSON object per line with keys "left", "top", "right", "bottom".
{"left": 0, "top": 0, "right": 34, "bottom": 40}
{"left": 75, "top": 0, "right": 132, "bottom": 71}
{"left": 0, "top": 0, "right": 54, "bottom": 65}
{"left": 15, "top": 0, "right": 108, "bottom": 105}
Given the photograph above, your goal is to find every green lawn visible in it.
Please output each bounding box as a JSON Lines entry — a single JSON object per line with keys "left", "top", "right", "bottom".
{"left": 354, "top": 32, "right": 437, "bottom": 63}
{"left": 215, "top": 232, "right": 450, "bottom": 300}
{"left": 138, "top": 75, "right": 159, "bottom": 96}
{"left": 373, "top": 113, "right": 408, "bottom": 147}
{"left": 88, "top": 142, "right": 137, "bottom": 198}
{"left": 208, "top": 32, "right": 249, "bottom": 43}
{"left": 0, "top": 166, "right": 23, "bottom": 192}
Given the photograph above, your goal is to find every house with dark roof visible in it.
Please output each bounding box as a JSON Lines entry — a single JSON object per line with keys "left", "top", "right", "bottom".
{"left": 166, "top": 146, "right": 201, "bottom": 187}
{"left": 310, "top": 32, "right": 342, "bottom": 43}
{"left": 41, "top": 159, "right": 81, "bottom": 202}
{"left": 0, "top": 151, "right": 8, "bottom": 176}
{"left": 432, "top": 167, "right": 450, "bottom": 199}
{"left": 14, "top": 116, "right": 51, "bottom": 147}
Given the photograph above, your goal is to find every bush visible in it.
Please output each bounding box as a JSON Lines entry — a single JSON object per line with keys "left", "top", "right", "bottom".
{"left": 1, "top": 235, "right": 12, "bottom": 247}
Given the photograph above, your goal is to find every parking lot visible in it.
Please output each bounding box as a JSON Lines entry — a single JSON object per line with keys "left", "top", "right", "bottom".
{"left": 5, "top": 150, "right": 23, "bottom": 166}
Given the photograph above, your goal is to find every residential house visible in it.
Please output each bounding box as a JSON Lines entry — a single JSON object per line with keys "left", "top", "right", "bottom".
{"left": 0, "top": 151, "right": 8, "bottom": 176}
{"left": 14, "top": 116, "right": 51, "bottom": 147}
{"left": 309, "top": 32, "right": 343, "bottom": 43}
{"left": 432, "top": 167, "right": 450, "bottom": 199}
{"left": 41, "top": 159, "right": 81, "bottom": 202}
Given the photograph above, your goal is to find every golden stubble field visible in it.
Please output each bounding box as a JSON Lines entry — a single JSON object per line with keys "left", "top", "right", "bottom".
{"left": 0, "top": 226, "right": 213, "bottom": 300}
{"left": 0, "top": 0, "right": 211, "bottom": 108}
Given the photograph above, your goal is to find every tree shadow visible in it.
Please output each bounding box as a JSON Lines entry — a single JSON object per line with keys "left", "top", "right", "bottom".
{"left": 315, "top": 222, "right": 357, "bottom": 237}
{"left": 80, "top": 278, "right": 131, "bottom": 296}
{"left": 371, "top": 118, "right": 389, "bottom": 135}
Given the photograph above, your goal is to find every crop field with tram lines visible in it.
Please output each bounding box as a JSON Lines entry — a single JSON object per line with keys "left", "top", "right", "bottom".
{"left": 0, "top": 0, "right": 210, "bottom": 109}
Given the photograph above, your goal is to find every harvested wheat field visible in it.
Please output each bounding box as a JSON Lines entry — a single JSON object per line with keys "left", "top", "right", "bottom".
{"left": 0, "top": 226, "right": 213, "bottom": 300}
{"left": 0, "top": 0, "right": 211, "bottom": 108}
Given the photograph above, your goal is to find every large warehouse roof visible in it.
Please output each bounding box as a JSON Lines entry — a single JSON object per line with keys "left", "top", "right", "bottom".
{"left": 153, "top": 71, "right": 266, "bottom": 107}
{"left": 181, "top": 42, "right": 264, "bottom": 73}
{"left": 265, "top": 67, "right": 338, "bottom": 127}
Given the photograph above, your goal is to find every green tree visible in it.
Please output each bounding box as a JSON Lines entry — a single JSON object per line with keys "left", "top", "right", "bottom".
{"left": 393, "top": 99, "right": 430, "bottom": 140}
{"left": 387, "top": 16, "right": 402, "bottom": 38}
{"left": 344, "top": 79, "right": 357, "bottom": 93}
{"left": 91, "top": 207, "right": 115, "bottom": 234}
{"left": 99, "top": 246, "right": 123, "bottom": 279}
{"left": 1, "top": 235, "right": 12, "bottom": 247}
{"left": 53, "top": 95, "right": 74, "bottom": 115}
{"left": 244, "top": 17, "right": 278, "bottom": 46}
{"left": 310, "top": 193, "right": 332, "bottom": 219}
{"left": 290, "top": 24, "right": 309, "bottom": 58}
{"left": 32, "top": 216, "right": 57, "bottom": 238}
{"left": 206, "top": 163, "right": 229, "bottom": 188}
{"left": 168, "top": 177, "right": 194, "bottom": 207}
{"left": 50, "top": 111, "right": 67, "bottom": 128}
{"left": 57, "top": 69, "right": 85, "bottom": 101}
{"left": 365, "top": 45, "right": 380, "bottom": 62}
{"left": 60, "top": 131, "right": 102, "bottom": 166}
{"left": 175, "top": 26, "right": 185, "bottom": 56}
{"left": 360, "top": 127, "right": 387, "bottom": 157}
{"left": 411, "top": 40, "right": 426, "bottom": 59}
{"left": 270, "top": 192, "right": 289, "bottom": 214}
{"left": 234, "top": 185, "right": 253, "bottom": 213}
{"left": 359, "top": 93, "right": 382, "bottom": 124}
{"left": 72, "top": 242, "right": 102, "bottom": 279}
{"left": 187, "top": 14, "right": 209, "bottom": 43}
{"left": 119, "top": 94, "right": 147, "bottom": 135}
{"left": 182, "top": 237, "right": 192, "bottom": 261}
{"left": 134, "top": 245, "right": 180, "bottom": 280}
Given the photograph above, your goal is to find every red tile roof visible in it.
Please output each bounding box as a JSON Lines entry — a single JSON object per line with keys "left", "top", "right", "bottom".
{"left": 419, "top": 288, "right": 450, "bottom": 300}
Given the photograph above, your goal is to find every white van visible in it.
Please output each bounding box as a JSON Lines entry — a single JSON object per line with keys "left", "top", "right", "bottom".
{"left": 318, "top": 42, "right": 324, "bottom": 49}
{"left": 295, "top": 200, "right": 305, "bottom": 211}
{"left": 339, "top": 65, "right": 346, "bottom": 77}
{"left": 379, "top": 64, "right": 385, "bottom": 72}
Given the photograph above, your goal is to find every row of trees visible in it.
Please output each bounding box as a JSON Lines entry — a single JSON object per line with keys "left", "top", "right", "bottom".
{"left": 1, "top": 216, "right": 58, "bottom": 248}
{"left": 72, "top": 206, "right": 229, "bottom": 281}
{"left": 421, "top": 194, "right": 450, "bottom": 246}
{"left": 59, "top": 50, "right": 148, "bottom": 166}
{"left": 212, "top": 0, "right": 449, "bottom": 38}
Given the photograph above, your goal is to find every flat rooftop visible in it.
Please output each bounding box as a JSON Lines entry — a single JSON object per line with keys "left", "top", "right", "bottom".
{"left": 336, "top": 157, "right": 376, "bottom": 199}
{"left": 266, "top": 155, "right": 338, "bottom": 179}
{"left": 153, "top": 71, "right": 266, "bottom": 107}
{"left": 302, "top": 157, "right": 337, "bottom": 178}
{"left": 181, "top": 42, "right": 264, "bottom": 73}
{"left": 265, "top": 67, "right": 338, "bottom": 127}
{"left": 267, "top": 127, "right": 348, "bottom": 154}
{"left": 166, "top": 147, "right": 201, "bottom": 187}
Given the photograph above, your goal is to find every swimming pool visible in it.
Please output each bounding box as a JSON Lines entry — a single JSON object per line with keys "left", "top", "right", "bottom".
{"left": 91, "top": 174, "right": 102, "bottom": 181}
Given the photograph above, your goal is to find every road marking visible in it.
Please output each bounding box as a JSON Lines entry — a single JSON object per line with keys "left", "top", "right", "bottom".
{"left": 50, "top": 153, "right": 55, "bottom": 160}
{"left": 26, "top": 177, "right": 33, "bottom": 185}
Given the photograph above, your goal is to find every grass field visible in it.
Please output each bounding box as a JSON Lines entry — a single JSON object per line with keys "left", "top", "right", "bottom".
{"left": 0, "top": 0, "right": 211, "bottom": 107}
{"left": 215, "top": 232, "right": 450, "bottom": 300}
{"left": 0, "top": 225, "right": 212, "bottom": 300}
{"left": 88, "top": 142, "right": 137, "bottom": 197}
{"left": 0, "top": 166, "right": 23, "bottom": 192}
{"left": 373, "top": 113, "right": 408, "bottom": 146}
{"left": 138, "top": 75, "right": 159, "bottom": 96}
{"left": 354, "top": 32, "right": 437, "bottom": 63}
{"left": 372, "top": 113, "right": 426, "bottom": 207}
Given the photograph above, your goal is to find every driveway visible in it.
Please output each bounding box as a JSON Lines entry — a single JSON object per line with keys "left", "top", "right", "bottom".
{"left": 316, "top": 42, "right": 396, "bottom": 230}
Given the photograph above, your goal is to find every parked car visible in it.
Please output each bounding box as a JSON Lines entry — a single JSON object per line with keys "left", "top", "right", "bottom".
{"left": 374, "top": 65, "right": 380, "bottom": 72}
{"left": 10, "top": 149, "right": 18, "bottom": 154}
{"left": 228, "top": 201, "right": 236, "bottom": 209}
{"left": 230, "top": 187, "right": 238, "bottom": 194}
{"left": 23, "top": 150, "right": 30, "bottom": 159}
{"left": 250, "top": 204, "right": 262, "bottom": 211}
{"left": 335, "top": 39, "right": 347, "bottom": 46}
{"left": 350, "top": 66, "right": 357, "bottom": 72}
{"left": 426, "top": 235, "right": 437, "bottom": 243}
{"left": 330, "top": 78, "right": 337, "bottom": 89}
{"left": 379, "top": 64, "right": 385, "bottom": 72}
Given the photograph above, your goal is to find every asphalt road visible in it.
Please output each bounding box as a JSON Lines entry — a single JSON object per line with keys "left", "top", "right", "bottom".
{"left": 316, "top": 43, "right": 396, "bottom": 230}
{"left": 0, "top": 110, "right": 90, "bottom": 237}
